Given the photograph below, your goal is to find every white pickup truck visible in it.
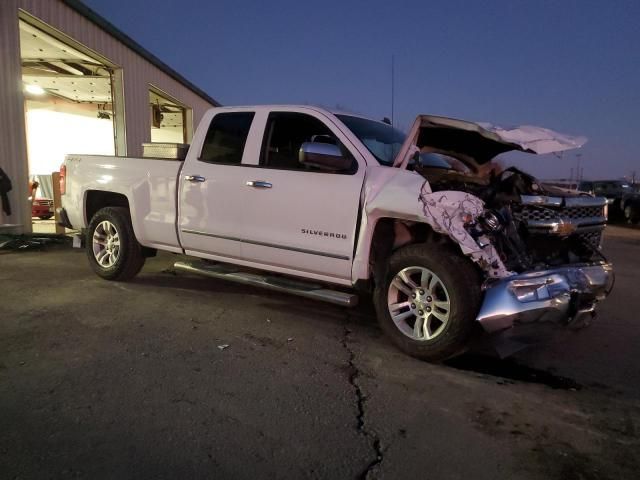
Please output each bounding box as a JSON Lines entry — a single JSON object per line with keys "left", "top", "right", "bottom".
{"left": 59, "top": 105, "right": 614, "bottom": 360}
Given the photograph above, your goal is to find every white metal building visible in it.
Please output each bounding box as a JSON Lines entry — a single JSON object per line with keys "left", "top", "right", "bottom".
{"left": 0, "top": 0, "right": 220, "bottom": 233}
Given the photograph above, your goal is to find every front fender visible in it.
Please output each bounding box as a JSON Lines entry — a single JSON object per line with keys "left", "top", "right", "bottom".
{"left": 351, "top": 166, "right": 509, "bottom": 284}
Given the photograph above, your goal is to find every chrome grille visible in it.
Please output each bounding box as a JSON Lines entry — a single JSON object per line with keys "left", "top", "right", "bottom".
{"left": 36, "top": 199, "right": 54, "bottom": 206}
{"left": 516, "top": 196, "right": 608, "bottom": 253}
{"left": 579, "top": 230, "right": 603, "bottom": 248}
{"left": 564, "top": 205, "right": 605, "bottom": 219}
{"left": 516, "top": 205, "right": 555, "bottom": 222}
{"left": 515, "top": 204, "right": 605, "bottom": 224}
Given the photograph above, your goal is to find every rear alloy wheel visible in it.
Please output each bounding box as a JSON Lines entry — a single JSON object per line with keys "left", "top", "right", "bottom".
{"left": 624, "top": 205, "right": 639, "bottom": 224}
{"left": 373, "top": 243, "right": 481, "bottom": 362}
{"left": 86, "top": 207, "right": 145, "bottom": 280}
{"left": 92, "top": 220, "right": 120, "bottom": 268}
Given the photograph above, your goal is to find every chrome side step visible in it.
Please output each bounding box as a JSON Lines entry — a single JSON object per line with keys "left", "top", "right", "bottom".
{"left": 173, "top": 261, "right": 359, "bottom": 307}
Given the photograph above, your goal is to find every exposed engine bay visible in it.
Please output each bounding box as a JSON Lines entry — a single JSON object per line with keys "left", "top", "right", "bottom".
{"left": 390, "top": 114, "right": 607, "bottom": 277}
{"left": 415, "top": 162, "right": 608, "bottom": 274}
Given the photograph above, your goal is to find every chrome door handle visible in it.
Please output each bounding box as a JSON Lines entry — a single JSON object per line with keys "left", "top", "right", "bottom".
{"left": 185, "top": 175, "right": 206, "bottom": 183}
{"left": 246, "top": 180, "right": 272, "bottom": 189}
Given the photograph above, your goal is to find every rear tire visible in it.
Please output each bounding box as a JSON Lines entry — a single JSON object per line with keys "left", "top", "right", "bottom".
{"left": 86, "top": 207, "right": 145, "bottom": 281}
{"left": 624, "top": 205, "right": 639, "bottom": 224}
{"left": 373, "top": 243, "right": 481, "bottom": 362}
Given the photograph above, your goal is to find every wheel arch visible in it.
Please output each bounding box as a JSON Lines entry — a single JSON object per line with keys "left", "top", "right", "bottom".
{"left": 352, "top": 215, "right": 466, "bottom": 290}
{"left": 84, "top": 190, "right": 130, "bottom": 226}
{"left": 84, "top": 191, "right": 156, "bottom": 258}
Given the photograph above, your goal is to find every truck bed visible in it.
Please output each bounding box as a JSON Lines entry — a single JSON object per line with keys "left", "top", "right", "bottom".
{"left": 63, "top": 154, "right": 183, "bottom": 252}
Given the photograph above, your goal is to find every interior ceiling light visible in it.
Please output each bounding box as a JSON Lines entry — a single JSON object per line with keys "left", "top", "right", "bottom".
{"left": 25, "top": 84, "right": 45, "bottom": 95}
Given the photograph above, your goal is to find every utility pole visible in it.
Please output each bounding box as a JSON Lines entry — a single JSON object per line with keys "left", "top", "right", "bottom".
{"left": 575, "top": 153, "right": 582, "bottom": 185}
{"left": 391, "top": 54, "right": 395, "bottom": 127}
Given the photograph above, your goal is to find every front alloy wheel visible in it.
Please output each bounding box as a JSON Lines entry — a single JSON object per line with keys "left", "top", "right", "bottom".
{"left": 388, "top": 267, "right": 451, "bottom": 341}
{"left": 373, "top": 243, "right": 481, "bottom": 362}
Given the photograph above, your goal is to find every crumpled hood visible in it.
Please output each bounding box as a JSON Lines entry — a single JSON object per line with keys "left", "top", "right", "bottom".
{"left": 394, "top": 115, "right": 587, "bottom": 169}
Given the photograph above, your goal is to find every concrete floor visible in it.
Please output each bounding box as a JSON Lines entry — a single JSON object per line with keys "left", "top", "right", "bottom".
{"left": 1, "top": 227, "right": 639, "bottom": 479}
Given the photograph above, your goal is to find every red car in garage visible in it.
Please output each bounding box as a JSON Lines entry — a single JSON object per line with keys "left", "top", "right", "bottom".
{"left": 31, "top": 197, "right": 54, "bottom": 220}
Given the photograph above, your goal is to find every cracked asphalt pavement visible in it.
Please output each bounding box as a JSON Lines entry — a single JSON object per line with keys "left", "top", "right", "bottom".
{"left": 1, "top": 226, "right": 639, "bottom": 479}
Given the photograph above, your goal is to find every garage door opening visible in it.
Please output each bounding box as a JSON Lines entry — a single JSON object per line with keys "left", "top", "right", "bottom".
{"left": 20, "top": 19, "right": 117, "bottom": 232}
{"left": 149, "top": 88, "right": 189, "bottom": 144}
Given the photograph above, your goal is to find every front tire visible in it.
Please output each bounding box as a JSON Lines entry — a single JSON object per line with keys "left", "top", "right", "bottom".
{"left": 86, "top": 207, "right": 145, "bottom": 281}
{"left": 373, "top": 243, "right": 481, "bottom": 362}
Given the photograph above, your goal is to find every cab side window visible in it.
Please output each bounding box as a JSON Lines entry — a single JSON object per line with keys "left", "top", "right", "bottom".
{"left": 199, "top": 112, "right": 255, "bottom": 165}
{"left": 260, "top": 112, "right": 353, "bottom": 173}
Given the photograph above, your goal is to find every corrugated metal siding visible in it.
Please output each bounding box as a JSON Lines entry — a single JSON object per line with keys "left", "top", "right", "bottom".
{"left": 19, "top": 0, "right": 216, "bottom": 157}
{"left": 1, "top": 0, "right": 218, "bottom": 231}
{"left": 0, "top": 0, "right": 31, "bottom": 231}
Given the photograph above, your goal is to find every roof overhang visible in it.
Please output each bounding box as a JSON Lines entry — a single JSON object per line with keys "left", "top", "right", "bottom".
{"left": 60, "top": 0, "right": 221, "bottom": 107}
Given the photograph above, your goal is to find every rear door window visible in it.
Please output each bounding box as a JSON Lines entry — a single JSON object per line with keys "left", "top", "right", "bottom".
{"left": 199, "top": 112, "right": 255, "bottom": 165}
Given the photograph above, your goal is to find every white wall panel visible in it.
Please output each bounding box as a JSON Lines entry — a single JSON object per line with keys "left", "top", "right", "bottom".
{"left": 0, "top": 0, "right": 31, "bottom": 231}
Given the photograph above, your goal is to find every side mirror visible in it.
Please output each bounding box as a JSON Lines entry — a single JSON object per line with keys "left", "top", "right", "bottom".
{"left": 299, "top": 142, "right": 353, "bottom": 172}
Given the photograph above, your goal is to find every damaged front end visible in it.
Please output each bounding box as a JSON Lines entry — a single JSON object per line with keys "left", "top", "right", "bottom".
{"left": 398, "top": 115, "right": 614, "bottom": 348}
{"left": 470, "top": 186, "right": 614, "bottom": 350}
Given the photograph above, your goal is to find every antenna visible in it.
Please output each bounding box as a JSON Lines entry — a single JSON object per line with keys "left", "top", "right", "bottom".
{"left": 391, "top": 54, "right": 395, "bottom": 127}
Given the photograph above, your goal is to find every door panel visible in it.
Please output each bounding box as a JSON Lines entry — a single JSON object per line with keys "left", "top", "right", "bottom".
{"left": 239, "top": 111, "right": 365, "bottom": 281}
{"left": 179, "top": 165, "right": 249, "bottom": 258}
{"left": 178, "top": 111, "right": 256, "bottom": 258}
{"left": 240, "top": 170, "right": 363, "bottom": 280}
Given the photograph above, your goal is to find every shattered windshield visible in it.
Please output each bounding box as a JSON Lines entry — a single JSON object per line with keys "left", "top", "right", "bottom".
{"left": 336, "top": 115, "right": 405, "bottom": 166}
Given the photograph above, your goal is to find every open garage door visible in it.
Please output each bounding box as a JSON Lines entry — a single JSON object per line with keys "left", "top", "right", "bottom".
{"left": 149, "top": 88, "right": 189, "bottom": 143}
{"left": 19, "top": 19, "right": 117, "bottom": 231}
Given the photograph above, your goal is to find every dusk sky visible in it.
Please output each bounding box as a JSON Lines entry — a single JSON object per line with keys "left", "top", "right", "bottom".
{"left": 84, "top": 0, "right": 639, "bottom": 180}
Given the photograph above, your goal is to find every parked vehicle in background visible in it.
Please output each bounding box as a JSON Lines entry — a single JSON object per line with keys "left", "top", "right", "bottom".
{"left": 31, "top": 197, "right": 54, "bottom": 220}
{"left": 58, "top": 106, "right": 614, "bottom": 361}
{"left": 579, "top": 180, "right": 640, "bottom": 223}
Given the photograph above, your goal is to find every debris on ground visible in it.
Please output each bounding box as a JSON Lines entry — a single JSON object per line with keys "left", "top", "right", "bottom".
{"left": 0, "top": 234, "right": 69, "bottom": 251}
{"left": 217, "top": 344, "right": 230, "bottom": 351}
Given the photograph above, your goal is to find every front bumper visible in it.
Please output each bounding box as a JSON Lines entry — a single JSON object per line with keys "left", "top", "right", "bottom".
{"left": 477, "top": 262, "right": 614, "bottom": 333}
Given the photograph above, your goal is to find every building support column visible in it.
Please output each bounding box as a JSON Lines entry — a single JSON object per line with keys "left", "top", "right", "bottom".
{"left": 0, "top": 0, "right": 32, "bottom": 233}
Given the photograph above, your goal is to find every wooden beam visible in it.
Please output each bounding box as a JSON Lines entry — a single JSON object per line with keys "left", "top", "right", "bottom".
{"left": 51, "top": 172, "right": 65, "bottom": 235}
